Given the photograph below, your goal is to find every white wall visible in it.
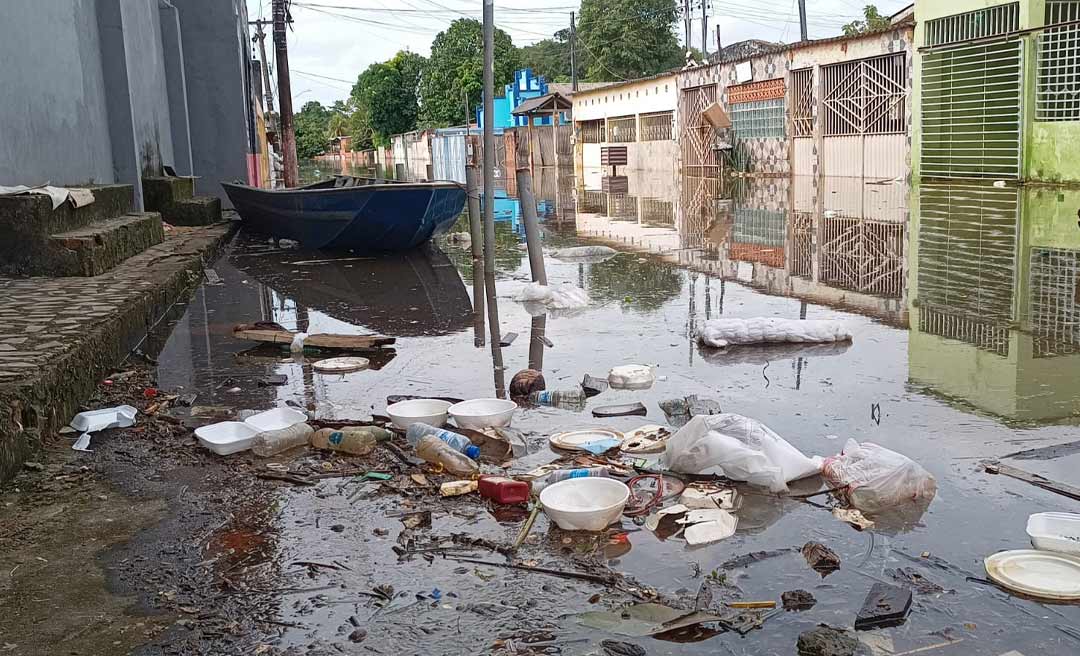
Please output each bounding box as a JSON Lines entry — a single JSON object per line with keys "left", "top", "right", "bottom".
{"left": 573, "top": 74, "right": 678, "bottom": 121}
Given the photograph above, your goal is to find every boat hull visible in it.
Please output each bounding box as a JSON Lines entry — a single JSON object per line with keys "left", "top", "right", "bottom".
{"left": 221, "top": 180, "right": 466, "bottom": 252}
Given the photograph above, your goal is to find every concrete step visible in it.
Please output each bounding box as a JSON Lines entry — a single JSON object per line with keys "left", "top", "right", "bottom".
{"left": 46, "top": 212, "right": 165, "bottom": 277}
{"left": 142, "top": 176, "right": 195, "bottom": 212}
{"left": 162, "top": 196, "right": 222, "bottom": 226}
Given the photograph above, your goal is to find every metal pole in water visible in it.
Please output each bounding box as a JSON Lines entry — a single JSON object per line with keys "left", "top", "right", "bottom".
{"left": 516, "top": 168, "right": 547, "bottom": 285}
{"left": 482, "top": 0, "right": 506, "bottom": 397}
{"left": 465, "top": 159, "right": 485, "bottom": 346}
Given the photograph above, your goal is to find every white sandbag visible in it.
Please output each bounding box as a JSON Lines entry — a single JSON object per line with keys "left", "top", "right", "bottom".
{"left": 608, "top": 364, "right": 655, "bottom": 390}
{"left": 821, "top": 439, "right": 937, "bottom": 515}
{"left": 515, "top": 282, "right": 589, "bottom": 309}
{"left": 698, "top": 318, "right": 852, "bottom": 348}
{"left": 549, "top": 245, "right": 618, "bottom": 260}
{"left": 661, "top": 414, "right": 823, "bottom": 493}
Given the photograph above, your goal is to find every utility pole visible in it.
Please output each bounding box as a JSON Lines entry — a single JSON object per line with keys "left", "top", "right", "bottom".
{"left": 715, "top": 25, "right": 722, "bottom": 56}
{"left": 569, "top": 12, "right": 577, "bottom": 92}
{"left": 251, "top": 20, "right": 275, "bottom": 115}
{"left": 273, "top": 0, "right": 298, "bottom": 187}
{"left": 482, "top": 0, "right": 505, "bottom": 397}
{"left": 683, "top": 0, "right": 691, "bottom": 53}
{"left": 798, "top": 0, "right": 808, "bottom": 41}
{"left": 700, "top": 0, "right": 708, "bottom": 58}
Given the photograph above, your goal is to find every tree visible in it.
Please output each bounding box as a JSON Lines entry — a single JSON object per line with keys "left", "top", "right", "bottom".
{"left": 352, "top": 50, "right": 426, "bottom": 146}
{"left": 842, "top": 5, "right": 891, "bottom": 36}
{"left": 293, "top": 100, "right": 330, "bottom": 159}
{"left": 578, "top": 0, "right": 681, "bottom": 81}
{"left": 520, "top": 28, "right": 584, "bottom": 83}
{"left": 420, "top": 18, "right": 520, "bottom": 127}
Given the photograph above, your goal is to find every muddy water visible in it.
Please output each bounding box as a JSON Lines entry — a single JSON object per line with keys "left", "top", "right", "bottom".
{"left": 148, "top": 168, "right": 1080, "bottom": 654}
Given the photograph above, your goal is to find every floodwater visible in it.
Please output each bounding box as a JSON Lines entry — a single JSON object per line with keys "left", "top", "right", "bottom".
{"left": 147, "top": 163, "right": 1080, "bottom": 654}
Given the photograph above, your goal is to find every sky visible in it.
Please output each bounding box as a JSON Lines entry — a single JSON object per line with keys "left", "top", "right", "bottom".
{"left": 247, "top": 0, "right": 914, "bottom": 107}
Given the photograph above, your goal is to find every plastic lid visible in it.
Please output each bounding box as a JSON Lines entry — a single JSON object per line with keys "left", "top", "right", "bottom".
{"left": 465, "top": 445, "right": 481, "bottom": 459}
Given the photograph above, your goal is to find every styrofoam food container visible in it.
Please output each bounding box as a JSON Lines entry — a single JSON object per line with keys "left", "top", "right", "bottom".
{"left": 386, "top": 399, "right": 453, "bottom": 430}
{"left": 243, "top": 407, "right": 308, "bottom": 433}
{"left": 985, "top": 549, "right": 1080, "bottom": 600}
{"left": 539, "top": 477, "right": 630, "bottom": 531}
{"left": 1027, "top": 512, "right": 1080, "bottom": 556}
{"left": 70, "top": 405, "right": 138, "bottom": 433}
{"left": 448, "top": 398, "right": 516, "bottom": 429}
{"left": 607, "top": 364, "right": 655, "bottom": 390}
{"left": 195, "top": 421, "right": 259, "bottom": 456}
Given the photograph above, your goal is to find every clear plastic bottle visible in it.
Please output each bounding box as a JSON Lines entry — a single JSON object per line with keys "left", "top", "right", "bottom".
{"left": 546, "top": 467, "right": 611, "bottom": 484}
{"left": 250, "top": 422, "right": 314, "bottom": 456}
{"left": 414, "top": 435, "right": 479, "bottom": 476}
{"left": 527, "top": 389, "right": 587, "bottom": 411}
{"left": 311, "top": 426, "right": 392, "bottom": 456}
{"left": 406, "top": 423, "right": 481, "bottom": 459}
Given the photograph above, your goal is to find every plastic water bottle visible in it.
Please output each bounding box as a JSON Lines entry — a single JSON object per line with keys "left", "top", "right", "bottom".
{"left": 527, "top": 389, "right": 587, "bottom": 411}
{"left": 546, "top": 467, "right": 611, "bottom": 484}
{"left": 250, "top": 423, "right": 314, "bottom": 456}
{"left": 406, "top": 423, "right": 481, "bottom": 459}
{"left": 414, "top": 436, "right": 479, "bottom": 477}
{"left": 311, "top": 426, "right": 392, "bottom": 456}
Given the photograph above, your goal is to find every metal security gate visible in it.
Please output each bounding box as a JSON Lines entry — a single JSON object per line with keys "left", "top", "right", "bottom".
{"left": 820, "top": 218, "right": 905, "bottom": 298}
{"left": 921, "top": 40, "right": 1023, "bottom": 179}
{"left": 680, "top": 84, "right": 717, "bottom": 172}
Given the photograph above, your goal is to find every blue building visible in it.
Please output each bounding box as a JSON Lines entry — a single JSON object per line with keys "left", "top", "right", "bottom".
{"left": 477, "top": 68, "right": 567, "bottom": 129}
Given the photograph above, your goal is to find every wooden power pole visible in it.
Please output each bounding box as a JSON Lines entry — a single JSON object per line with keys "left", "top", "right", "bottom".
{"left": 252, "top": 20, "right": 275, "bottom": 116}
{"left": 272, "top": 0, "right": 298, "bottom": 187}
{"left": 570, "top": 12, "right": 577, "bottom": 92}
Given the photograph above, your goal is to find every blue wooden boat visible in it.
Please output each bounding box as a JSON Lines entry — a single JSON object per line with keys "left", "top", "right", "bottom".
{"left": 221, "top": 176, "right": 466, "bottom": 252}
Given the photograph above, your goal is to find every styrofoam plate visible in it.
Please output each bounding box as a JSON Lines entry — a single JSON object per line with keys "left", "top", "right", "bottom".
{"left": 243, "top": 407, "right": 308, "bottom": 433}
{"left": 549, "top": 428, "right": 624, "bottom": 452}
{"left": 195, "top": 421, "right": 258, "bottom": 456}
{"left": 984, "top": 549, "right": 1080, "bottom": 600}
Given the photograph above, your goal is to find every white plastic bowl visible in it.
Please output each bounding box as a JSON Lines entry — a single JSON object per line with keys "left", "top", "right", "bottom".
{"left": 195, "top": 421, "right": 259, "bottom": 456}
{"left": 539, "top": 477, "right": 630, "bottom": 531}
{"left": 448, "top": 398, "right": 517, "bottom": 429}
{"left": 243, "top": 407, "right": 308, "bottom": 433}
{"left": 386, "top": 399, "right": 453, "bottom": 430}
{"left": 1028, "top": 512, "right": 1080, "bottom": 556}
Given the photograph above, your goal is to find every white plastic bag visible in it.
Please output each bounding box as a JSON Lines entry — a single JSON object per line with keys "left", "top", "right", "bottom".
{"left": 515, "top": 282, "right": 590, "bottom": 309}
{"left": 821, "top": 439, "right": 937, "bottom": 514}
{"left": 661, "top": 414, "right": 823, "bottom": 493}
{"left": 698, "top": 318, "right": 852, "bottom": 348}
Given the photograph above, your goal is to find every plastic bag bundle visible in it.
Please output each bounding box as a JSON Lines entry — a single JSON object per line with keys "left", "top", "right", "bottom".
{"left": 821, "top": 439, "right": 937, "bottom": 514}
{"left": 549, "top": 245, "right": 618, "bottom": 261}
{"left": 698, "top": 318, "right": 852, "bottom": 348}
{"left": 661, "top": 414, "right": 823, "bottom": 493}
{"left": 515, "top": 282, "right": 590, "bottom": 309}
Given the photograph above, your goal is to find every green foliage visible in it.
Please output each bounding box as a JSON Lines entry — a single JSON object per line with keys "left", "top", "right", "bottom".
{"left": 294, "top": 100, "right": 330, "bottom": 159}
{"left": 420, "top": 18, "right": 520, "bottom": 127}
{"left": 352, "top": 50, "right": 426, "bottom": 146}
{"left": 578, "top": 0, "right": 681, "bottom": 81}
{"left": 842, "top": 5, "right": 891, "bottom": 36}
{"left": 520, "top": 28, "right": 581, "bottom": 83}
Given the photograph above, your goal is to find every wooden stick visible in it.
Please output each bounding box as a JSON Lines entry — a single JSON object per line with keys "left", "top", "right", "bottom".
{"left": 446, "top": 556, "right": 612, "bottom": 584}
{"left": 983, "top": 461, "right": 1080, "bottom": 502}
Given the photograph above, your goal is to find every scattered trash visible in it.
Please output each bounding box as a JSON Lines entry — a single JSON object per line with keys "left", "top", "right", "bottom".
{"left": 259, "top": 374, "right": 288, "bottom": 386}
{"left": 290, "top": 332, "right": 307, "bottom": 353}
{"left": 549, "top": 428, "right": 624, "bottom": 453}
{"left": 600, "top": 639, "right": 646, "bottom": 656}
{"left": 984, "top": 549, "right": 1080, "bottom": 600}
{"left": 608, "top": 364, "right": 656, "bottom": 390}
{"left": 549, "top": 245, "right": 618, "bottom": 261}
{"left": 698, "top": 318, "right": 852, "bottom": 348}
{"left": 993, "top": 180, "right": 1008, "bottom": 188}
{"left": 529, "top": 388, "right": 587, "bottom": 411}
{"left": 233, "top": 323, "right": 394, "bottom": 350}
{"left": 662, "top": 414, "right": 823, "bottom": 493}
{"left": 509, "top": 369, "right": 546, "bottom": 397}
{"left": 682, "top": 509, "right": 738, "bottom": 545}
{"left": 408, "top": 426, "right": 479, "bottom": 476}
{"left": 312, "top": 356, "right": 370, "bottom": 374}
{"left": 620, "top": 425, "right": 671, "bottom": 454}
{"left": 781, "top": 589, "right": 816, "bottom": 611}
{"left": 195, "top": 421, "right": 259, "bottom": 455}
{"left": 176, "top": 392, "right": 198, "bottom": 407}
{"left": 660, "top": 395, "right": 722, "bottom": 425}
{"left": 888, "top": 567, "right": 945, "bottom": 594}
{"left": 516, "top": 282, "right": 590, "bottom": 309}
{"left": 400, "top": 510, "right": 432, "bottom": 529}
{"left": 72, "top": 433, "right": 92, "bottom": 452}
{"left": 499, "top": 332, "right": 518, "bottom": 347}
{"left": 727, "top": 600, "right": 776, "bottom": 609}
{"left": 278, "top": 238, "right": 301, "bottom": 249}
{"left": 244, "top": 407, "right": 308, "bottom": 432}
{"left": 540, "top": 477, "right": 629, "bottom": 531}
{"left": 581, "top": 373, "right": 609, "bottom": 397}
{"left": 593, "top": 402, "right": 648, "bottom": 418}
{"left": 1027, "top": 512, "right": 1080, "bottom": 555}
{"left": 802, "top": 542, "right": 841, "bottom": 577}
{"left": 69, "top": 405, "right": 138, "bottom": 433}
{"left": 311, "top": 426, "right": 391, "bottom": 455}
{"left": 577, "top": 602, "right": 724, "bottom": 637}
{"left": 822, "top": 439, "right": 937, "bottom": 514}
{"left": 440, "top": 480, "right": 479, "bottom": 497}
{"left": 545, "top": 467, "right": 612, "bottom": 484}
{"left": 855, "top": 582, "right": 912, "bottom": 630}
{"left": 407, "top": 423, "right": 481, "bottom": 459}
{"left": 796, "top": 625, "right": 860, "bottom": 656}
{"left": 478, "top": 476, "right": 530, "bottom": 505}
{"left": 250, "top": 423, "right": 314, "bottom": 457}
{"left": 680, "top": 483, "right": 738, "bottom": 511}
{"left": 447, "top": 398, "right": 516, "bottom": 429}
{"left": 387, "top": 394, "right": 464, "bottom": 405}
{"left": 832, "top": 508, "right": 875, "bottom": 531}
{"left": 445, "top": 231, "right": 471, "bottom": 246}
{"left": 386, "top": 399, "right": 452, "bottom": 430}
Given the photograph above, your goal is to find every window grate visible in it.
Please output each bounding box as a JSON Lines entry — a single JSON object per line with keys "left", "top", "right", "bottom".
{"left": 579, "top": 119, "right": 605, "bottom": 144}
{"left": 920, "top": 40, "right": 1023, "bottom": 178}
{"left": 731, "top": 99, "right": 785, "bottom": 139}
{"left": 925, "top": 3, "right": 1019, "bottom": 47}
{"left": 1037, "top": 2, "right": 1080, "bottom": 121}
{"left": 639, "top": 111, "right": 674, "bottom": 141}
{"left": 1029, "top": 247, "right": 1080, "bottom": 357}
{"left": 823, "top": 54, "right": 906, "bottom": 136}
{"left": 608, "top": 115, "right": 637, "bottom": 143}
{"left": 791, "top": 68, "right": 814, "bottom": 137}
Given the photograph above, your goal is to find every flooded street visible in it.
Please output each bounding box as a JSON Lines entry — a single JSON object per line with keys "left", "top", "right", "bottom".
{"left": 136, "top": 165, "right": 1080, "bottom": 654}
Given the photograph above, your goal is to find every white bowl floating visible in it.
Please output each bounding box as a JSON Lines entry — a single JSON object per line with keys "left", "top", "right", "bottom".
{"left": 447, "top": 398, "right": 517, "bottom": 429}
{"left": 539, "top": 477, "right": 630, "bottom": 531}
{"left": 1027, "top": 512, "right": 1080, "bottom": 556}
{"left": 386, "top": 398, "right": 453, "bottom": 430}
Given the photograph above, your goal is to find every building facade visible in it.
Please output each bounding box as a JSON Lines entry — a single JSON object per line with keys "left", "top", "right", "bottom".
{"left": 571, "top": 72, "right": 679, "bottom": 171}
{"left": 0, "top": 0, "right": 258, "bottom": 208}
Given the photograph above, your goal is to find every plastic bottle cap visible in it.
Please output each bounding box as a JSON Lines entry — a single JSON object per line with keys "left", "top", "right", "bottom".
{"left": 465, "top": 445, "right": 481, "bottom": 459}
